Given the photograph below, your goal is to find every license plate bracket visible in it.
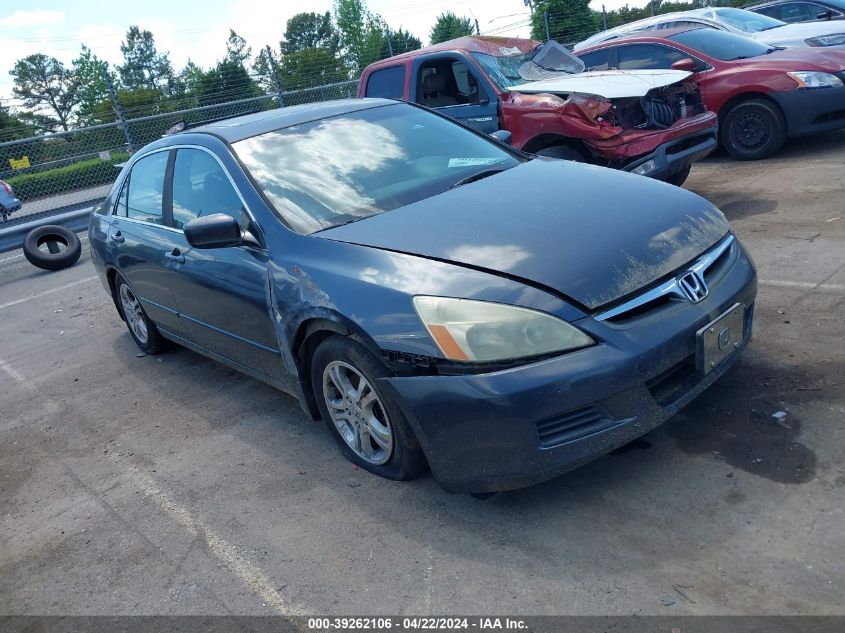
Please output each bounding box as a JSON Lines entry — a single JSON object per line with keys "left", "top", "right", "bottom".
{"left": 696, "top": 303, "right": 745, "bottom": 375}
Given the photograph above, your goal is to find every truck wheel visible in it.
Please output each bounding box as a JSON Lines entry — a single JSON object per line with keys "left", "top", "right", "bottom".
{"left": 536, "top": 145, "right": 584, "bottom": 162}
{"left": 311, "top": 335, "right": 427, "bottom": 481}
{"left": 721, "top": 99, "right": 785, "bottom": 161}
{"left": 666, "top": 165, "right": 691, "bottom": 187}
{"left": 23, "top": 225, "right": 82, "bottom": 271}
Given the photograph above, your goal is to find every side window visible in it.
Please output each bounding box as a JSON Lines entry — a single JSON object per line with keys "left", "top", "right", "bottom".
{"left": 778, "top": 2, "right": 829, "bottom": 21}
{"left": 754, "top": 5, "right": 782, "bottom": 18}
{"left": 618, "top": 44, "right": 687, "bottom": 70}
{"left": 126, "top": 151, "right": 168, "bottom": 224}
{"left": 365, "top": 65, "right": 406, "bottom": 99}
{"left": 579, "top": 49, "right": 612, "bottom": 71}
{"left": 171, "top": 149, "right": 244, "bottom": 230}
{"left": 113, "top": 178, "right": 129, "bottom": 216}
{"left": 418, "top": 59, "right": 480, "bottom": 108}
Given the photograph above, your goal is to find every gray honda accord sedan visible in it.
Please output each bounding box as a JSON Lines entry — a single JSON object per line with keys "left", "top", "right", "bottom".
{"left": 89, "top": 98, "right": 757, "bottom": 493}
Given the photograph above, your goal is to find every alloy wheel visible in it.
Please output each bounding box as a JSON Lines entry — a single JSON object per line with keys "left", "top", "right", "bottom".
{"left": 119, "top": 283, "right": 149, "bottom": 345}
{"left": 322, "top": 361, "right": 393, "bottom": 465}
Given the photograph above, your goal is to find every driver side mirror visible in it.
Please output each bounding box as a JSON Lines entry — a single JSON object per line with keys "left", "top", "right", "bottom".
{"left": 671, "top": 58, "right": 697, "bottom": 73}
{"left": 490, "top": 130, "right": 512, "bottom": 145}
{"left": 184, "top": 213, "right": 247, "bottom": 249}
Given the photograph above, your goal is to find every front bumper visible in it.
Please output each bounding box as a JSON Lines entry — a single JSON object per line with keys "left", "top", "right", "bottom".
{"left": 623, "top": 126, "right": 718, "bottom": 180}
{"left": 771, "top": 83, "right": 845, "bottom": 138}
{"left": 381, "top": 239, "right": 757, "bottom": 493}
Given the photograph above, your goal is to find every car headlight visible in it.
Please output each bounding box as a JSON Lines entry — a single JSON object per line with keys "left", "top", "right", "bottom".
{"left": 805, "top": 34, "right": 845, "bottom": 47}
{"left": 413, "top": 296, "right": 594, "bottom": 362}
{"left": 787, "top": 70, "right": 843, "bottom": 89}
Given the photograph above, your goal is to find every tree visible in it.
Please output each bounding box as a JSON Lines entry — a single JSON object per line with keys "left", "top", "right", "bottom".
{"left": 382, "top": 28, "right": 422, "bottom": 58}
{"left": 196, "top": 60, "right": 262, "bottom": 106}
{"left": 530, "top": 0, "right": 596, "bottom": 45}
{"left": 429, "top": 12, "right": 475, "bottom": 44}
{"left": 252, "top": 46, "right": 280, "bottom": 93}
{"left": 282, "top": 12, "right": 340, "bottom": 54}
{"left": 72, "top": 46, "right": 115, "bottom": 124}
{"left": 279, "top": 48, "right": 349, "bottom": 92}
{"left": 0, "top": 103, "right": 33, "bottom": 142}
{"left": 118, "top": 26, "right": 175, "bottom": 93}
{"left": 225, "top": 29, "right": 251, "bottom": 66}
{"left": 9, "top": 54, "right": 80, "bottom": 131}
{"left": 334, "top": 0, "right": 388, "bottom": 73}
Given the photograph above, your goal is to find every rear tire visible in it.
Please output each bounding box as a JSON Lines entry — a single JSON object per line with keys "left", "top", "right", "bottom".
{"left": 535, "top": 145, "right": 584, "bottom": 162}
{"left": 311, "top": 335, "right": 427, "bottom": 481}
{"left": 721, "top": 99, "right": 786, "bottom": 161}
{"left": 23, "top": 225, "right": 82, "bottom": 271}
{"left": 114, "top": 274, "right": 167, "bottom": 355}
{"left": 666, "top": 165, "right": 691, "bottom": 187}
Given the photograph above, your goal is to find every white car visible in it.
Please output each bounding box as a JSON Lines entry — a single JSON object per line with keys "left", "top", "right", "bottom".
{"left": 575, "top": 7, "right": 845, "bottom": 50}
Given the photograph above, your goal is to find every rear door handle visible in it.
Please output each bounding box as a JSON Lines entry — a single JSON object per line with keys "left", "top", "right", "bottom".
{"left": 111, "top": 231, "right": 125, "bottom": 244}
{"left": 165, "top": 249, "right": 185, "bottom": 264}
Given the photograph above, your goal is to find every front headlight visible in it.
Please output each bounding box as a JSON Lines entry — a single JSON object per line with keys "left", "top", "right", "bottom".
{"left": 805, "top": 34, "right": 845, "bottom": 47}
{"left": 786, "top": 71, "right": 843, "bottom": 89}
{"left": 413, "top": 296, "right": 594, "bottom": 362}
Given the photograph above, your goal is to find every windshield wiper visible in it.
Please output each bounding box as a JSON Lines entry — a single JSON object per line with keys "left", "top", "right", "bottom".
{"left": 449, "top": 168, "right": 508, "bottom": 190}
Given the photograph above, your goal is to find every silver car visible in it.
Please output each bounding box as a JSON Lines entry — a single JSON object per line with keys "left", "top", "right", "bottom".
{"left": 0, "top": 179, "right": 22, "bottom": 222}
{"left": 575, "top": 7, "right": 845, "bottom": 50}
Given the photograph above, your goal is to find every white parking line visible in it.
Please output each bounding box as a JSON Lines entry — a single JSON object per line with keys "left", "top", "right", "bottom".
{"left": 0, "top": 347, "right": 308, "bottom": 616}
{"left": 759, "top": 279, "right": 845, "bottom": 293}
{"left": 0, "top": 275, "right": 98, "bottom": 310}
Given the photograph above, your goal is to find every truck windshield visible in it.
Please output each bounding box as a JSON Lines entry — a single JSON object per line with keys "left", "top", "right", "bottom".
{"left": 233, "top": 103, "right": 520, "bottom": 234}
{"left": 471, "top": 41, "right": 584, "bottom": 90}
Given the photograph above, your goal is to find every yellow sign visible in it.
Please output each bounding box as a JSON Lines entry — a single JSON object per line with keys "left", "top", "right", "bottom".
{"left": 9, "top": 156, "right": 30, "bottom": 169}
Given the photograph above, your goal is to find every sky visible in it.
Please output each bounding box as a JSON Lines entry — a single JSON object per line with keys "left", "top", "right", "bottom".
{"left": 0, "top": 0, "right": 652, "bottom": 106}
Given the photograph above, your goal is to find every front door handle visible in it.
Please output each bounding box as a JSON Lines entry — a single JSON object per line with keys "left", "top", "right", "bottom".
{"left": 165, "top": 249, "right": 185, "bottom": 264}
{"left": 111, "top": 231, "right": 125, "bottom": 244}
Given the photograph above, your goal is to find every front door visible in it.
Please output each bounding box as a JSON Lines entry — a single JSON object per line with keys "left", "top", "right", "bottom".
{"left": 165, "top": 147, "right": 282, "bottom": 380}
{"left": 412, "top": 55, "right": 499, "bottom": 134}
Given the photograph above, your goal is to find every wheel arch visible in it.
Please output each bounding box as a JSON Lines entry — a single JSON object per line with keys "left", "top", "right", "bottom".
{"left": 718, "top": 91, "right": 788, "bottom": 135}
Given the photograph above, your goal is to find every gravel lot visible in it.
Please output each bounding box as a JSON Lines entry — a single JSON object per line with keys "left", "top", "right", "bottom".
{"left": 1, "top": 132, "right": 843, "bottom": 616}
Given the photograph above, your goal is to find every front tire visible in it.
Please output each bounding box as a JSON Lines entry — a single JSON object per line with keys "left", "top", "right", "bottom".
{"left": 114, "top": 275, "right": 167, "bottom": 354}
{"left": 311, "top": 336, "right": 427, "bottom": 481}
{"left": 721, "top": 99, "right": 786, "bottom": 161}
{"left": 535, "top": 145, "right": 585, "bottom": 162}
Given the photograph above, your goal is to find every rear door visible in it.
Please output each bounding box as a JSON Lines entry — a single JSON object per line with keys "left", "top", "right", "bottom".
{"left": 410, "top": 53, "right": 499, "bottom": 134}
{"left": 163, "top": 146, "right": 282, "bottom": 380}
{"left": 110, "top": 149, "right": 186, "bottom": 335}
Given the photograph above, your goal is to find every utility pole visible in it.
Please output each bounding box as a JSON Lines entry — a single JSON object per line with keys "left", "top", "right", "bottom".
{"left": 102, "top": 62, "right": 134, "bottom": 154}
{"left": 385, "top": 28, "right": 394, "bottom": 56}
{"left": 266, "top": 45, "right": 285, "bottom": 107}
{"left": 602, "top": 4, "right": 608, "bottom": 30}
{"left": 475, "top": 18, "right": 480, "bottom": 35}
{"left": 543, "top": 11, "right": 551, "bottom": 41}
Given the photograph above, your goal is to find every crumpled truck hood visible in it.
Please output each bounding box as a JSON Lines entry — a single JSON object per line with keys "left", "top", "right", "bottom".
{"left": 509, "top": 69, "right": 693, "bottom": 99}
{"left": 315, "top": 159, "right": 729, "bottom": 310}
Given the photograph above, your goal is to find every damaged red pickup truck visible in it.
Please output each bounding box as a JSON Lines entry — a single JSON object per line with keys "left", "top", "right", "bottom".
{"left": 358, "top": 36, "right": 719, "bottom": 185}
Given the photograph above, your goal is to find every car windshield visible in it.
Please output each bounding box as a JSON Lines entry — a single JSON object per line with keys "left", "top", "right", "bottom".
{"left": 712, "top": 7, "right": 786, "bottom": 31}
{"left": 669, "top": 28, "right": 776, "bottom": 60}
{"left": 233, "top": 103, "right": 520, "bottom": 234}
{"left": 470, "top": 40, "right": 584, "bottom": 90}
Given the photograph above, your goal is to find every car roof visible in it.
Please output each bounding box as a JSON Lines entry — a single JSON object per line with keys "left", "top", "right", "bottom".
{"left": 581, "top": 25, "right": 702, "bottom": 49}
{"left": 187, "top": 98, "right": 395, "bottom": 143}
{"left": 367, "top": 35, "right": 541, "bottom": 67}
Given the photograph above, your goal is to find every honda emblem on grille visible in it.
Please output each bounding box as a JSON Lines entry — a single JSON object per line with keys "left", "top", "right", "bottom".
{"left": 678, "top": 270, "right": 708, "bottom": 303}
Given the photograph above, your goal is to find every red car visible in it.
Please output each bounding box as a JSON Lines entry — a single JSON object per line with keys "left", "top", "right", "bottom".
{"left": 577, "top": 26, "right": 845, "bottom": 160}
{"left": 358, "top": 36, "right": 719, "bottom": 185}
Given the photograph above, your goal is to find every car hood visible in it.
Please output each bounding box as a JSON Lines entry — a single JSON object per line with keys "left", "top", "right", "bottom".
{"left": 509, "top": 69, "right": 692, "bottom": 98}
{"left": 316, "top": 159, "right": 729, "bottom": 310}
{"left": 750, "top": 20, "right": 845, "bottom": 45}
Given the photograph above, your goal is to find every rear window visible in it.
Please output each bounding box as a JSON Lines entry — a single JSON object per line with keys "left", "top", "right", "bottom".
{"left": 365, "top": 65, "right": 406, "bottom": 99}
{"left": 668, "top": 28, "right": 775, "bottom": 60}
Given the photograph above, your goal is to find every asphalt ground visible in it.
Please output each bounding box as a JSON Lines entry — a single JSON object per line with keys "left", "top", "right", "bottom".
{"left": 1, "top": 132, "right": 843, "bottom": 616}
